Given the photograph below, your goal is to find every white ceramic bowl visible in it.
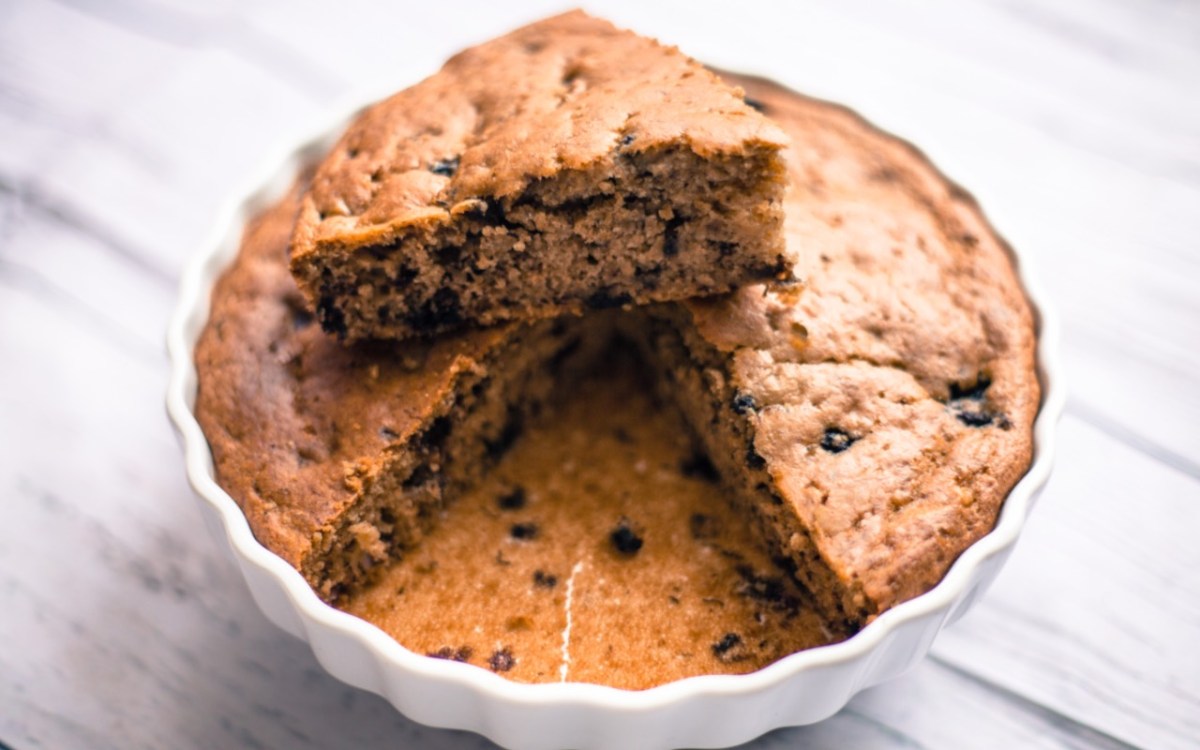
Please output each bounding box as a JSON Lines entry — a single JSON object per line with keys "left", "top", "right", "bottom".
{"left": 166, "top": 82, "right": 1064, "bottom": 750}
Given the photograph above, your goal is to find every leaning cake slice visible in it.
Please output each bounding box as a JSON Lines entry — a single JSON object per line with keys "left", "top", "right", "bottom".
{"left": 289, "top": 10, "right": 789, "bottom": 341}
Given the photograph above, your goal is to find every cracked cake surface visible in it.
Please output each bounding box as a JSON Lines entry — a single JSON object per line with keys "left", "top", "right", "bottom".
{"left": 289, "top": 10, "right": 789, "bottom": 341}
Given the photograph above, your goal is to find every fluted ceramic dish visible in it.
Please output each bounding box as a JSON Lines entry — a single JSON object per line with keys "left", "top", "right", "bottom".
{"left": 166, "top": 74, "right": 1064, "bottom": 750}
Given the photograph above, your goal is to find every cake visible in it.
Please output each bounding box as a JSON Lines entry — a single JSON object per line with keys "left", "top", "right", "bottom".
{"left": 289, "top": 11, "right": 790, "bottom": 342}
{"left": 194, "top": 65, "right": 1038, "bottom": 680}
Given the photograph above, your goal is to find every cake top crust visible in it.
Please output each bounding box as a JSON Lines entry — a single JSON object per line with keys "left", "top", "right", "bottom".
{"left": 290, "top": 10, "right": 788, "bottom": 260}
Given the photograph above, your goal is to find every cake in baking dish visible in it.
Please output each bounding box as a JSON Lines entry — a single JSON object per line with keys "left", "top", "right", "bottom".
{"left": 193, "top": 37, "right": 1038, "bottom": 684}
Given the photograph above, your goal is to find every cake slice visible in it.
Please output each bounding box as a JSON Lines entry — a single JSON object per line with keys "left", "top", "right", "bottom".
{"left": 196, "top": 181, "right": 611, "bottom": 601}
{"left": 289, "top": 11, "right": 789, "bottom": 342}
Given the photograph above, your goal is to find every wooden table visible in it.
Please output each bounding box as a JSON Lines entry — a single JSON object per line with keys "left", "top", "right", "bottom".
{"left": 2, "top": 1, "right": 1197, "bottom": 748}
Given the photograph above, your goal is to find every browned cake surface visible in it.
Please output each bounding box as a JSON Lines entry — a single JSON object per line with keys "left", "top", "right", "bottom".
{"left": 636, "top": 74, "right": 1040, "bottom": 627}
{"left": 289, "top": 10, "right": 789, "bottom": 341}
{"left": 342, "top": 353, "right": 840, "bottom": 690}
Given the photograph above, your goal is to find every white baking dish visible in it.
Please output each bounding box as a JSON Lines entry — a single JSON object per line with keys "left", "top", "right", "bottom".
{"left": 166, "top": 80, "right": 1064, "bottom": 750}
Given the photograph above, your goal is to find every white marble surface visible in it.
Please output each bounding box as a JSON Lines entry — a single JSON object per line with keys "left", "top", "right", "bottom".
{"left": 2, "top": 1, "right": 1198, "bottom": 748}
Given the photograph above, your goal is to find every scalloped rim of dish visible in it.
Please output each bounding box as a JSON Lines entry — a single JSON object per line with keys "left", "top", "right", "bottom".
{"left": 165, "top": 74, "right": 1064, "bottom": 749}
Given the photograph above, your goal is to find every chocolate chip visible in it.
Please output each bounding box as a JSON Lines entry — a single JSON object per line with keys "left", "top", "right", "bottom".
{"left": 510, "top": 522, "right": 538, "bottom": 540}
{"left": 716, "top": 241, "right": 737, "bottom": 257}
{"left": 497, "top": 486, "right": 527, "bottom": 511}
{"left": 820, "top": 428, "right": 857, "bottom": 454}
{"left": 954, "top": 408, "right": 995, "bottom": 427}
{"left": 584, "top": 287, "right": 633, "bottom": 310}
{"left": 533, "top": 570, "right": 557, "bottom": 588}
{"left": 731, "top": 392, "right": 758, "bottom": 414}
{"left": 711, "top": 632, "right": 748, "bottom": 662}
{"left": 429, "top": 156, "right": 459, "bottom": 177}
{"left": 428, "top": 646, "right": 472, "bottom": 662}
{"left": 948, "top": 375, "right": 1004, "bottom": 428}
{"left": 619, "top": 133, "right": 636, "bottom": 147}
{"left": 743, "top": 96, "right": 767, "bottom": 112}
{"left": 680, "top": 452, "right": 719, "bottom": 482}
{"left": 610, "top": 518, "right": 643, "bottom": 556}
{"left": 488, "top": 648, "right": 516, "bottom": 672}
{"left": 379, "top": 426, "right": 399, "bottom": 441}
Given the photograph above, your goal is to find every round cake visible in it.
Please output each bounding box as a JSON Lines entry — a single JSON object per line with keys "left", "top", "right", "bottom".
{"left": 193, "top": 73, "right": 1038, "bottom": 687}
